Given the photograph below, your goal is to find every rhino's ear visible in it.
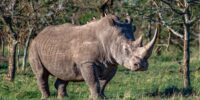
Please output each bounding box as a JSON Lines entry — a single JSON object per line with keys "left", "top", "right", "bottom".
{"left": 125, "top": 16, "right": 132, "bottom": 24}
{"left": 132, "top": 35, "right": 143, "bottom": 47}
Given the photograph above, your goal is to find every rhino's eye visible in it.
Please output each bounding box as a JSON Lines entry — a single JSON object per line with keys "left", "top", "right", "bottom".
{"left": 135, "top": 56, "right": 140, "bottom": 59}
{"left": 125, "top": 48, "right": 131, "bottom": 55}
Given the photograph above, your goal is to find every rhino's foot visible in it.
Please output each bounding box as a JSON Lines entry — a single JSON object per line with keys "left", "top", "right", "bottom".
{"left": 41, "top": 90, "right": 50, "bottom": 100}
{"left": 100, "top": 93, "right": 108, "bottom": 99}
{"left": 41, "top": 94, "right": 49, "bottom": 100}
{"left": 89, "top": 94, "right": 100, "bottom": 100}
{"left": 57, "top": 91, "right": 68, "bottom": 99}
{"left": 89, "top": 93, "right": 108, "bottom": 100}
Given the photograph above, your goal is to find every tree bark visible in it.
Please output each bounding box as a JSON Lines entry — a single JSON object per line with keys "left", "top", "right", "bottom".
{"left": 22, "top": 28, "right": 33, "bottom": 71}
{"left": 1, "top": 38, "right": 5, "bottom": 57}
{"left": 71, "top": 13, "right": 75, "bottom": 24}
{"left": 199, "top": 33, "right": 200, "bottom": 59}
{"left": 6, "top": 39, "right": 18, "bottom": 81}
{"left": 16, "top": 44, "right": 20, "bottom": 71}
{"left": 183, "top": 13, "right": 191, "bottom": 89}
{"left": 166, "top": 32, "right": 171, "bottom": 51}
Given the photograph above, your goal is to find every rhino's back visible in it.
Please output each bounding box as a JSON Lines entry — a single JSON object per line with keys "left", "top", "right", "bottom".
{"left": 30, "top": 24, "right": 101, "bottom": 81}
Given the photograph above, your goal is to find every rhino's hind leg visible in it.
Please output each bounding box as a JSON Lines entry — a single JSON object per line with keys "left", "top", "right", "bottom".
{"left": 80, "top": 63, "right": 101, "bottom": 100}
{"left": 29, "top": 59, "right": 50, "bottom": 99}
{"left": 32, "top": 64, "right": 50, "bottom": 99}
{"left": 29, "top": 42, "right": 50, "bottom": 99}
{"left": 99, "top": 66, "right": 117, "bottom": 98}
{"left": 38, "top": 70, "right": 50, "bottom": 99}
{"left": 54, "top": 78, "right": 68, "bottom": 98}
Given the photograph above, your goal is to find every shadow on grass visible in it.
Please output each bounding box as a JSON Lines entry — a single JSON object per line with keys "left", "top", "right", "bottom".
{"left": 146, "top": 86, "right": 195, "bottom": 98}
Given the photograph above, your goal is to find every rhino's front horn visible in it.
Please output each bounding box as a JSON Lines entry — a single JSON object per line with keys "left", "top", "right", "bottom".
{"left": 132, "top": 35, "right": 143, "bottom": 47}
{"left": 142, "top": 27, "right": 158, "bottom": 58}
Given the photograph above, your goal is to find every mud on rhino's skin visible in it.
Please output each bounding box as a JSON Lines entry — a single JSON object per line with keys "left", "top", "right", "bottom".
{"left": 29, "top": 14, "right": 158, "bottom": 100}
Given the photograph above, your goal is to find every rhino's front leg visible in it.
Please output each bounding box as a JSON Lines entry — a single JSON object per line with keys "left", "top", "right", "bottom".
{"left": 79, "top": 63, "right": 101, "bottom": 100}
{"left": 99, "top": 66, "right": 117, "bottom": 98}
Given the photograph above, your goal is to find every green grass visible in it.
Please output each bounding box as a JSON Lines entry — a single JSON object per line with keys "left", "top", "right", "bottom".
{"left": 1, "top": 46, "right": 200, "bottom": 100}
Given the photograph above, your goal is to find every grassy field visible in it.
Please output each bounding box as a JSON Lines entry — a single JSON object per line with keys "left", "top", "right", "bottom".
{"left": 0, "top": 46, "right": 200, "bottom": 100}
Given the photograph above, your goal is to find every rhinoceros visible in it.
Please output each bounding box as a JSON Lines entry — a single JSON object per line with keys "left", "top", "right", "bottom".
{"left": 29, "top": 15, "right": 157, "bottom": 99}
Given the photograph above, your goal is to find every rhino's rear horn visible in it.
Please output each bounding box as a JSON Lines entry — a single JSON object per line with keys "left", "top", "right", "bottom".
{"left": 133, "top": 35, "right": 143, "bottom": 47}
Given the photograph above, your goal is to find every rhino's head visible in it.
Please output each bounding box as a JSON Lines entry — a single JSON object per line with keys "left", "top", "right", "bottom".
{"left": 121, "top": 28, "right": 158, "bottom": 71}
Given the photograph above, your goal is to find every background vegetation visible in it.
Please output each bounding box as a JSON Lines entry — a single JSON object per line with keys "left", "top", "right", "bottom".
{"left": 0, "top": 0, "right": 200, "bottom": 99}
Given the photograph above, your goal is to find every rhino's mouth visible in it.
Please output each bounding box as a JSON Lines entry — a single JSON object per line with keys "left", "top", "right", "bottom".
{"left": 131, "top": 64, "right": 148, "bottom": 71}
{"left": 123, "top": 61, "right": 148, "bottom": 71}
{"left": 136, "top": 67, "right": 148, "bottom": 71}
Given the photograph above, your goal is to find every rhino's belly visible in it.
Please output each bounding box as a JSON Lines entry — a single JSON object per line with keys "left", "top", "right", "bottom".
{"left": 41, "top": 55, "right": 84, "bottom": 81}
{"left": 46, "top": 64, "right": 84, "bottom": 81}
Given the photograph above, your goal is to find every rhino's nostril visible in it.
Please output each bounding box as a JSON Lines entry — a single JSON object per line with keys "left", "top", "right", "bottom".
{"left": 134, "top": 63, "right": 138, "bottom": 66}
{"left": 134, "top": 63, "right": 140, "bottom": 67}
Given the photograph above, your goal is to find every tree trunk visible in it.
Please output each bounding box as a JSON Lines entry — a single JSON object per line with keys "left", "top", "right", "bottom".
{"left": 166, "top": 32, "right": 171, "bottom": 51}
{"left": 71, "top": 13, "right": 75, "bottom": 24}
{"left": 16, "top": 44, "right": 20, "bottom": 72}
{"left": 6, "top": 39, "right": 18, "bottom": 81}
{"left": 1, "top": 38, "right": 5, "bottom": 57}
{"left": 199, "top": 33, "right": 200, "bottom": 59}
{"left": 183, "top": 14, "right": 191, "bottom": 89}
{"left": 22, "top": 28, "right": 33, "bottom": 71}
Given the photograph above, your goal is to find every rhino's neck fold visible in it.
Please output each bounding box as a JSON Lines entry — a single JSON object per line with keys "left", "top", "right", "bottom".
{"left": 109, "top": 35, "right": 130, "bottom": 65}
{"left": 93, "top": 19, "right": 131, "bottom": 66}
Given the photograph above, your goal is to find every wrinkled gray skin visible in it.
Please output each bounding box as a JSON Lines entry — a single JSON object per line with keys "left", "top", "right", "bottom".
{"left": 29, "top": 15, "right": 158, "bottom": 100}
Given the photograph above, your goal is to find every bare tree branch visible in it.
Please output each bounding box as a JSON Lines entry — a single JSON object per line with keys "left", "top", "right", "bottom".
{"left": 0, "top": 15, "right": 17, "bottom": 40}
{"left": 158, "top": 12, "right": 183, "bottom": 38}
{"left": 160, "top": 0, "right": 185, "bottom": 15}
{"left": 166, "top": 25, "right": 183, "bottom": 39}
{"left": 188, "top": 0, "right": 200, "bottom": 5}
{"left": 6, "top": 0, "right": 16, "bottom": 15}
{"left": 187, "top": 14, "right": 200, "bottom": 25}
{"left": 191, "top": 31, "right": 199, "bottom": 37}
{"left": 152, "top": 0, "right": 183, "bottom": 39}
{"left": 100, "top": 0, "right": 114, "bottom": 16}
